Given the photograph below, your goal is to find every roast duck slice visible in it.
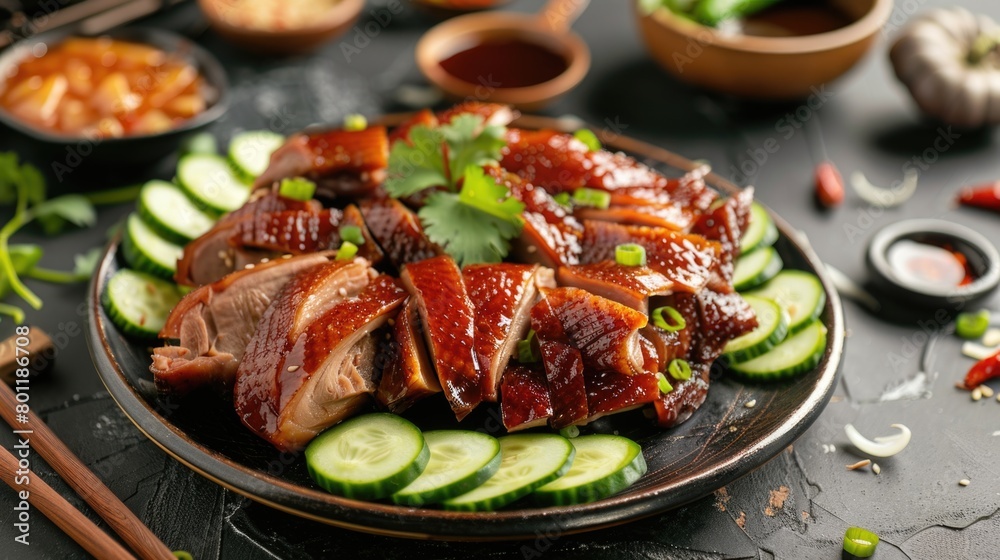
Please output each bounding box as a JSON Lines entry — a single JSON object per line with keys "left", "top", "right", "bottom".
{"left": 375, "top": 298, "right": 441, "bottom": 413}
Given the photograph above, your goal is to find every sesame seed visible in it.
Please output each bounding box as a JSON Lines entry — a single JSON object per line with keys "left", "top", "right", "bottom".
{"left": 287, "top": 365, "right": 299, "bottom": 372}
{"left": 729, "top": 426, "right": 737, "bottom": 433}
{"left": 282, "top": 254, "right": 292, "bottom": 259}
{"left": 979, "top": 385, "right": 994, "bottom": 398}
{"left": 387, "top": 318, "right": 395, "bottom": 326}
{"left": 959, "top": 479, "right": 970, "bottom": 487}
{"left": 972, "top": 388, "right": 983, "bottom": 401}
{"left": 245, "top": 263, "right": 255, "bottom": 270}
{"left": 872, "top": 463, "right": 881, "bottom": 475}
{"left": 338, "top": 287, "right": 347, "bottom": 297}
{"left": 260, "top": 258, "right": 270, "bottom": 264}
{"left": 846, "top": 459, "right": 871, "bottom": 471}
{"left": 745, "top": 399, "right": 757, "bottom": 409}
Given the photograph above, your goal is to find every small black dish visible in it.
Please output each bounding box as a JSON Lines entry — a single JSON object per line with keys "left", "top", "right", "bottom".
{"left": 0, "top": 27, "right": 229, "bottom": 167}
{"left": 867, "top": 219, "right": 1000, "bottom": 309}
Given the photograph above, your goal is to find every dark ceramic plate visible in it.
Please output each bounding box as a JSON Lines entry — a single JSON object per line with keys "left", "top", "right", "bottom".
{"left": 86, "top": 114, "right": 844, "bottom": 540}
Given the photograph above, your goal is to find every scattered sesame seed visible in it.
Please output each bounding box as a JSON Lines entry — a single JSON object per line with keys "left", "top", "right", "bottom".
{"left": 846, "top": 459, "right": 871, "bottom": 471}
{"left": 959, "top": 479, "right": 970, "bottom": 487}
{"left": 387, "top": 318, "right": 395, "bottom": 326}
{"left": 872, "top": 463, "right": 881, "bottom": 475}
{"left": 245, "top": 263, "right": 255, "bottom": 270}
{"left": 282, "top": 254, "right": 292, "bottom": 259}
{"left": 217, "top": 250, "right": 227, "bottom": 260}
{"left": 526, "top": 245, "right": 537, "bottom": 253}
{"left": 979, "top": 385, "right": 994, "bottom": 398}
{"left": 972, "top": 388, "right": 983, "bottom": 401}
{"left": 260, "top": 258, "right": 270, "bottom": 264}
{"left": 287, "top": 365, "right": 299, "bottom": 372}
{"left": 338, "top": 287, "right": 347, "bottom": 297}
{"left": 729, "top": 426, "right": 737, "bottom": 433}
{"left": 744, "top": 399, "right": 757, "bottom": 409}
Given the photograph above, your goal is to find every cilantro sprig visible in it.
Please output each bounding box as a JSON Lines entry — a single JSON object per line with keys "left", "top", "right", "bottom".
{"left": 386, "top": 114, "right": 523, "bottom": 266}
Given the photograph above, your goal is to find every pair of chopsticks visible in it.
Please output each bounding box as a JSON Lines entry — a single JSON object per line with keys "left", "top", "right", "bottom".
{"left": 0, "top": 331, "right": 175, "bottom": 559}
{"left": 0, "top": 0, "right": 187, "bottom": 49}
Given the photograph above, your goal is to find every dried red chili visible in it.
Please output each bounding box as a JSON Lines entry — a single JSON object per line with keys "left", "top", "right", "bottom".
{"left": 963, "top": 348, "right": 1000, "bottom": 389}
{"left": 815, "top": 161, "right": 844, "bottom": 208}
{"left": 957, "top": 181, "right": 1000, "bottom": 213}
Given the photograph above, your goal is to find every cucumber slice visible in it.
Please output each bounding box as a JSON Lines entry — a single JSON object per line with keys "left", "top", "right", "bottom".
{"left": 228, "top": 130, "right": 285, "bottom": 181}
{"left": 181, "top": 132, "right": 218, "bottom": 155}
{"left": 740, "top": 202, "right": 779, "bottom": 255}
{"left": 305, "top": 413, "right": 429, "bottom": 500}
{"left": 176, "top": 153, "right": 251, "bottom": 214}
{"left": 137, "top": 180, "right": 217, "bottom": 244}
{"left": 391, "top": 431, "right": 502, "bottom": 506}
{"left": 723, "top": 295, "right": 789, "bottom": 364}
{"left": 733, "top": 246, "right": 783, "bottom": 291}
{"left": 102, "top": 269, "right": 184, "bottom": 338}
{"left": 533, "top": 435, "right": 647, "bottom": 506}
{"left": 442, "top": 434, "right": 574, "bottom": 512}
{"left": 746, "top": 270, "right": 825, "bottom": 334}
{"left": 729, "top": 320, "right": 828, "bottom": 380}
{"left": 121, "top": 213, "right": 183, "bottom": 280}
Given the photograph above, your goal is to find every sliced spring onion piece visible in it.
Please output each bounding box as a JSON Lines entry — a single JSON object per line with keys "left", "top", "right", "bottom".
{"left": 983, "top": 328, "right": 1000, "bottom": 348}
{"left": 850, "top": 169, "right": 918, "bottom": 208}
{"left": 843, "top": 526, "right": 879, "bottom": 558}
{"left": 961, "top": 341, "right": 996, "bottom": 361}
{"left": 956, "top": 310, "right": 991, "bottom": 340}
{"left": 344, "top": 114, "right": 368, "bottom": 131}
{"left": 844, "top": 423, "right": 911, "bottom": 458}
{"left": 573, "top": 129, "right": 601, "bottom": 152}
{"left": 615, "top": 243, "right": 646, "bottom": 267}
{"left": 656, "top": 372, "right": 673, "bottom": 394}
{"left": 573, "top": 187, "right": 610, "bottom": 209}
{"left": 553, "top": 192, "right": 572, "bottom": 207}
{"left": 518, "top": 329, "right": 540, "bottom": 363}
{"left": 339, "top": 225, "right": 365, "bottom": 246}
{"left": 652, "top": 306, "right": 686, "bottom": 332}
{"left": 335, "top": 241, "right": 359, "bottom": 260}
{"left": 173, "top": 551, "right": 194, "bottom": 560}
{"left": 668, "top": 358, "right": 691, "bottom": 381}
{"left": 559, "top": 425, "right": 580, "bottom": 438}
{"left": 279, "top": 177, "right": 316, "bottom": 201}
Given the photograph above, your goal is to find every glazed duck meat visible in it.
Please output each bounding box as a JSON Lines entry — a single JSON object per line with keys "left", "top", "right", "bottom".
{"left": 152, "top": 102, "right": 776, "bottom": 450}
{"left": 234, "top": 259, "right": 405, "bottom": 451}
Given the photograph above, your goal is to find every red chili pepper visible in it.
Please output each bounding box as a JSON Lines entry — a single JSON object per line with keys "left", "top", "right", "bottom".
{"left": 814, "top": 161, "right": 844, "bottom": 208}
{"left": 957, "top": 181, "right": 1000, "bottom": 213}
{"left": 963, "top": 348, "right": 1000, "bottom": 389}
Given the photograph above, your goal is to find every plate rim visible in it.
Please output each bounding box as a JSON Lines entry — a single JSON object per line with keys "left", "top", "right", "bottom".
{"left": 86, "top": 113, "right": 845, "bottom": 541}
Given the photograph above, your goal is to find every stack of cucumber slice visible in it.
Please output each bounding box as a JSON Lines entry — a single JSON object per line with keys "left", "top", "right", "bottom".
{"left": 304, "top": 413, "right": 648, "bottom": 511}
{"left": 103, "top": 130, "right": 284, "bottom": 338}
{"left": 723, "top": 203, "right": 828, "bottom": 380}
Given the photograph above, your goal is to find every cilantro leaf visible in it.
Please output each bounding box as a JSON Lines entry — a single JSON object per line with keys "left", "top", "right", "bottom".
{"left": 440, "top": 114, "right": 507, "bottom": 182}
{"left": 458, "top": 166, "right": 525, "bottom": 222}
{"left": 74, "top": 247, "right": 103, "bottom": 277}
{"left": 385, "top": 125, "right": 448, "bottom": 197}
{"left": 28, "top": 194, "right": 97, "bottom": 235}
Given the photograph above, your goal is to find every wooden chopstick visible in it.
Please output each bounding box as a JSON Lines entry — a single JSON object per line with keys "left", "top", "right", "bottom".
{"left": 0, "top": 444, "right": 135, "bottom": 559}
{"left": 0, "top": 335, "right": 175, "bottom": 560}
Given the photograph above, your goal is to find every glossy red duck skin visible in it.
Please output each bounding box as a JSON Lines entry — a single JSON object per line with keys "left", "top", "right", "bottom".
{"left": 530, "top": 298, "right": 589, "bottom": 429}
{"left": 535, "top": 287, "right": 648, "bottom": 377}
{"left": 582, "top": 220, "right": 726, "bottom": 294}
{"left": 375, "top": 298, "right": 441, "bottom": 413}
{"left": 388, "top": 103, "right": 517, "bottom": 146}
{"left": 691, "top": 289, "right": 757, "bottom": 363}
{"left": 464, "top": 263, "right": 552, "bottom": 401}
{"left": 604, "top": 169, "right": 718, "bottom": 216}
{"left": 360, "top": 198, "right": 443, "bottom": 268}
{"left": 152, "top": 253, "right": 332, "bottom": 395}
{"left": 253, "top": 126, "right": 389, "bottom": 194}
{"left": 691, "top": 188, "right": 754, "bottom": 282}
{"left": 641, "top": 293, "right": 699, "bottom": 371}
{"left": 655, "top": 364, "right": 711, "bottom": 428}
{"left": 235, "top": 262, "right": 405, "bottom": 451}
{"left": 400, "top": 255, "right": 483, "bottom": 421}
{"left": 584, "top": 370, "right": 660, "bottom": 422}
{"left": 557, "top": 262, "right": 673, "bottom": 314}
{"left": 388, "top": 109, "right": 436, "bottom": 145}
{"left": 500, "top": 364, "right": 553, "bottom": 431}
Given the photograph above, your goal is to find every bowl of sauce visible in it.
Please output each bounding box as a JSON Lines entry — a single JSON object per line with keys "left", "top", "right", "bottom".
{"left": 416, "top": 7, "right": 590, "bottom": 110}
{"left": 0, "top": 28, "right": 228, "bottom": 165}
{"left": 635, "top": 0, "right": 894, "bottom": 100}
{"left": 867, "top": 219, "right": 1000, "bottom": 308}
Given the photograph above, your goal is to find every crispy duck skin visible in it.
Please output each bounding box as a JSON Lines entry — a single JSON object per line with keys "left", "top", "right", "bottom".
{"left": 360, "top": 198, "right": 443, "bottom": 268}
{"left": 500, "top": 364, "right": 553, "bottom": 431}
{"left": 437, "top": 102, "right": 517, "bottom": 128}
{"left": 235, "top": 261, "right": 405, "bottom": 451}
{"left": 375, "top": 298, "right": 441, "bottom": 413}
{"left": 253, "top": 126, "right": 389, "bottom": 195}
{"left": 641, "top": 293, "right": 699, "bottom": 371}
{"left": 691, "top": 188, "right": 754, "bottom": 283}
{"left": 585, "top": 370, "right": 660, "bottom": 423}
{"left": 388, "top": 109, "right": 437, "bottom": 145}
{"left": 582, "top": 220, "right": 726, "bottom": 293}
{"left": 530, "top": 298, "right": 589, "bottom": 428}
{"left": 654, "top": 364, "right": 711, "bottom": 428}
{"left": 557, "top": 262, "right": 673, "bottom": 314}
{"left": 691, "top": 289, "right": 757, "bottom": 363}
{"left": 152, "top": 253, "right": 333, "bottom": 395}
{"left": 400, "top": 255, "right": 483, "bottom": 420}
{"left": 464, "top": 263, "right": 554, "bottom": 401}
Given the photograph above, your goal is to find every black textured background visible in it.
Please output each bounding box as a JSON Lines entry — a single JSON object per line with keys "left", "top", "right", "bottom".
{"left": 1, "top": 0, "right": 999, "bottom": 558}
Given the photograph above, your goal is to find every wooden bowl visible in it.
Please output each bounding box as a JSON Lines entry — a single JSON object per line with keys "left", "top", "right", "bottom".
{"left": 416, "top": 11, "right": 590, "bottom": 111}
{"left": 635, "top": 0, "right": 893, "bottom": 100}
{"left": 198, "top": 0, "right": 365, "bottom": 55}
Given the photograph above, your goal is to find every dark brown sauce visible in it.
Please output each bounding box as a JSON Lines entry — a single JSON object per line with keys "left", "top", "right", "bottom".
{"left": 439, "top": 38, "right": 569, "bottom": 88}
{"left": 887, "top": 240, "right": 976, "bottom": 289}
{"left": 740, "top": 2, "right": 854, "bottom": 37}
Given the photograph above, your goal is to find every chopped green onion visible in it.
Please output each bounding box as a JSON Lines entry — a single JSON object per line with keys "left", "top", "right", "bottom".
{"left": 173, "top": 552, "right": 194, "bottom": 560}
{"left": 843, "top": 527, "right": 879, "bottom": 558}
{"left": 559, "top": 425, "right": 580, "bottom": 438}
{"left": 668, "top": 358, "right": 691, "bottom": 381}
{"left": 278, "top": 177, "right": 316, "bottom": 201}
{"left": 652, "top": 306, "right": 686, "bottom": 332}
{"left": 573, "top": 128, "right": 601, "bottom": 152}
{"left": 553, "top": 192, "right": 572, "bottom": 208}
{"left": 572, "top": 187, "right": 611, "bottom": 209}
{"left": 335, "top": 241, "right": 359, "bottom": 261}
{"left": 615, "top": 243, "right": 646, "bottom": 267}
{"left": 956, "top": 310, "right": 990, "bottom": 340}
{"left": 344, "top": 113, "right": 368, "bottom": 131}
{"left": 339, "top": 225, "right": 365, "bottom": 245}
{"left": 517, "top": 329, "right": 540, "bottom": 363}
{"left": 656, "top": 372, "right": 673, "bottom": 394}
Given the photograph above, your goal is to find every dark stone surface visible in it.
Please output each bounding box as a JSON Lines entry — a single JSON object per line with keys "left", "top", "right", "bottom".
{"left": 1, "top": 0, "right": 999, "bottom": 558}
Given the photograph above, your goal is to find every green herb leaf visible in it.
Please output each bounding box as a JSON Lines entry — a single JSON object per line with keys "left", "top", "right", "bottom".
{"left": 74, "top": 247, "right": 103, "bottom": 277}
{"left": 441, "top": 114, "right": 507, "bottom": 182}
{"left": 457, "top": 166, "right": 525, "bottom": 222}
{"left": 420, "top": 190, "right": 523, "bottom": 266}
{"left": 29, "top": 194, "right": 97, "bottom": 234}
{"left": 0, "top": 245, "right": 44, "bottom": 297}
{"left": 385, "top": 125, "right": 448, "bottom": 197}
